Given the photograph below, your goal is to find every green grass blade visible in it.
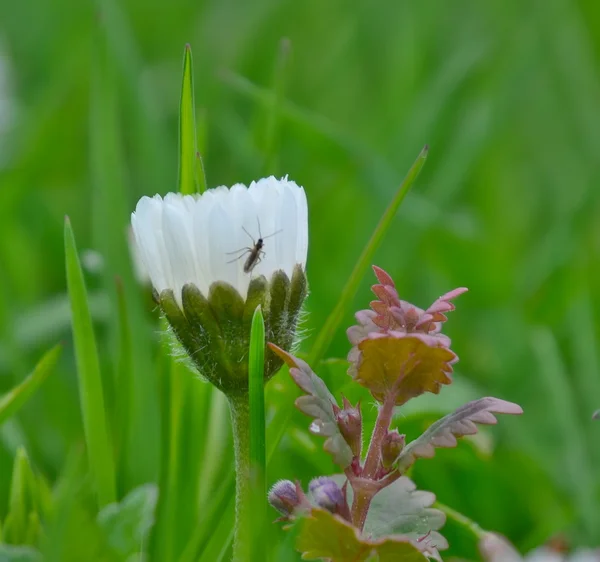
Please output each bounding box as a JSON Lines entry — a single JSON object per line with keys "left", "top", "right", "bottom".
{"left": 178, "top": 468, "right": 234, "bottom": 562}
{"left": 249, "top": 306, "right": 266, "bottom": 561}
{"left": 179, "top": 44, "right": 204, "bottom": 194}
{"left": 0, "top": 345, "right": 61, "bottom": 427}
{"left": 64, "top": 217, "right": 116, "bottom": 507}
{"left": 114, "top": 277, "right": 132, "bottom": 495}
{"left": 266, "top": 146, "right": 428, "bottom": 464}
{"left": 4, "top": 447, "right": 36, "bottom": 544}
{"left": 530, "top": 327, "right": 598, "bottom": 540}
{"left": 308, "top": 145, "right": 428, "bottom": 366}
{"left": 90, "top": 30, "right": 159, "bottom": 488}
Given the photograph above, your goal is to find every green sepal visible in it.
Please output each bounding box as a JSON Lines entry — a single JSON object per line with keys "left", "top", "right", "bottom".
{"left": 158, "top": 268, "right": 308, "bottom": 397}
{"left": 182, "top": 283, "right": 226, "bottom": 380}
{"left": 159, "top": 289, "right": 198, "bottom": 359}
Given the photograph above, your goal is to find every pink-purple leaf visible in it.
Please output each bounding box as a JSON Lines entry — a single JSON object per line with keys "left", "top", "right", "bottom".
{"left": 395, "top": 397, "right": 523, "bottom": 472}
{"left": 268, "top": 344, "right": 354, "bottom": 468}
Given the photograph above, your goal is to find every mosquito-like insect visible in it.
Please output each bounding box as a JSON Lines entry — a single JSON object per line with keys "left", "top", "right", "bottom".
{"left": 226, "top": 219, "right": 282, "bottom": 273}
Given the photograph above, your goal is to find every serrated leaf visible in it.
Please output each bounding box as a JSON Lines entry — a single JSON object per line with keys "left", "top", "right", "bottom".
{"left": 269, "top": 344, "right": 353, "bottom": 468}
{"left": 0, "top": 545, "right": 42, "bottom": 562}
{"left": 354, "top": 336, "right": 455, "bottom": 405}
{"left": 97, "top": 483, "right": 158, "bottom": 557}
{"left": 0, "top": 345, "right": 61, "bottom": 427}
{"left": 296, "top": 508, "right": 430, "bottom": 562}
{"left": 396, "top": 397, "right": 523, "bottom": 472}
{"left": 363, "top": 476, "right": 446, "bottom": 548}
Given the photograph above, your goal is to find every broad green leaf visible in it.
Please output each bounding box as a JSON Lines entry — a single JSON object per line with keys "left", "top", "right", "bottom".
{"left": 295, "top": 508, "right": 429, "bottom": 562}
{"left": 396, "top": 397, "right": 523, "bottom": 472}
{"left": 97, "top": 483, "right": 158, "bottom": 558}
{"left": 0, "top": 545, "right": 42, "bottom": 562}
{"left": 64, "top": 217, "right": 116, "bottom": 507}
{"left": 354, "top": 336, "right": 455, "bottom": 405}
{"left": 178, "top": 44, "right": 203, "bottom": 195}
{"left": 363, "top": 477, "right": 446, "bottom": 546}
{"left": 0, "top": 345, "right": 61, "bottom": 427}
{"left": 269, "top": 345, "right": 353, "bottom": 468}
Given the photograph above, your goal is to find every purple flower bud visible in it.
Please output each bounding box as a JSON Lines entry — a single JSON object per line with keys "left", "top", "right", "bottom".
{"left": 380, "top": 429, "right": 406, "bottom": 468}
{"left": 268, "top": 480, "right": 300, "bottom": 516}
{"left": 309, "top": 477, "right": 346, "bottom": 514}
{"left": 336, "top": 397, "right": 362, "bottom": 457}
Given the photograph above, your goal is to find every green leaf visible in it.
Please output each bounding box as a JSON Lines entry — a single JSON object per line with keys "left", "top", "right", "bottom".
{"left": 295, "top": 508, "right": 429, "bottom": 562}
{"left": 178, "top": 44, "right": 204, "bottom": 194}
{"left": 97, "top": 483, "right": 158, "bottom": 558}
{"left": 0, "top": 345, "right": 61, "bottom": 427}
{"left": 353, "top": 336, "right": 455, "bottom": 406}
{"left": 0, "top": 545, "right": 42, "bottom": 562}
{"left": 248, "top": 306, "right": 267, "bottom": 561}
{"left": 269, "top": 345, "right": 353, "bottom": 468}
{"left": 64, "top": 216, "right": 116, "bottom": 507}
{"left": 396, "top": 397, "right": 523, "bottom": 472}
{"left": 363, "top": 477, "right": 446, "bottom": 547}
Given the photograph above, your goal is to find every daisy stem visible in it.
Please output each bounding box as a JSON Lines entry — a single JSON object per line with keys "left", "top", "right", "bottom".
{"left": 230, "top": 306, "right": 267, "bottom": 562}
{"left": 228, "top": 392, "right": 252, "bottom": 562}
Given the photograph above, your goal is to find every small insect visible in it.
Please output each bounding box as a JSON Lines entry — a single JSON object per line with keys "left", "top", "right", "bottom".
{"left": 226, "top": 219, "right": 281, "bottom": 273}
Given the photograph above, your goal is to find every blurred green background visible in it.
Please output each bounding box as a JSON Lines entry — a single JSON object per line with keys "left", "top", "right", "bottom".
{"left": 1, "top": 0, "right": 599, "bottom": 559}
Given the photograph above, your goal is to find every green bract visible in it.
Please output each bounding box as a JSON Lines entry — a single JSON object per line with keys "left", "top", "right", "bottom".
{"left": 158, "top": 265, "right": 307, "bottom": 395}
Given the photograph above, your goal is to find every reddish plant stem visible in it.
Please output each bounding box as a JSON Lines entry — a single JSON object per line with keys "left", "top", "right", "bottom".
{"left": 362, "top": 392, "right": 396, "bottom": 478}
{"left": 350, "top": 391, "right": 397, "bottom": 529}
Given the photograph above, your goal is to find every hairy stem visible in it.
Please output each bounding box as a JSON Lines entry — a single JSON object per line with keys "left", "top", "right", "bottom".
{"left": 362, "top": 393, "right": 396, "bottom": 477}
{"left": 228, "top": 393, "right": 251, "bottom": 562}
{"left": 350, "top": 392, "right": 397, "bottom": 530}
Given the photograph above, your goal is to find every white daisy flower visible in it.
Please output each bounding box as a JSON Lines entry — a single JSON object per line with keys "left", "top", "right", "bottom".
{"left": 131, "top": 176, "right": 308, "bottom": 307}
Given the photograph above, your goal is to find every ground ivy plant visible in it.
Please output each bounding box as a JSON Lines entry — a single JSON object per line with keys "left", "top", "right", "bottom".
{"left": 268, "top": 265, "right": 523, "bottom": 561}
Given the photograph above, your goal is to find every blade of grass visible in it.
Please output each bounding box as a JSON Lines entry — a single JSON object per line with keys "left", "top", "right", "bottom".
{"left": 249, "top": 306, "right": 266, "bottom": 562}
{"left": 179, "top": 44, "right": 204, "bottom": 195}
{"left": 266, "top": 146, "right": 428, "bottom": 464}
{"left": 178, "top": 469, "right": 234, "bottom": 562}
{"left": 530, "top": 327, "right": 598, "bottom": 540}
{"left": 308, "top": 145, "right": 428, "bottom": 365}
{"left": 0, "top": 345, "right": 62, "bottom": 427}
{"left": 196, "top": 388, "right": 231, "bottom": 509}
{"left": 64, "top": 216, "right": 116, "bottom": 507}
{"left": 90, "top": 29, "right": 159, "bottom": 488}
{"left": 3, "top": 447, "right": 37, "bottom": 544}
{"left": 113, "top": 277, "right": 132, "bottom": 496}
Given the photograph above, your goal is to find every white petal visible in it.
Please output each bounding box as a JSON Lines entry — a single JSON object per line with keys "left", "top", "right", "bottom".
{"left": 131, "top": 176, "right": 309, "bottom": 303}
{"left": 162, "top": 200, "right": 197, "bottom": 307}
{"left": 208, "top": 201, "right": 238, "bottom": 290}
{"left": 294, "top": 184, "right": 309, "bottom": 268}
